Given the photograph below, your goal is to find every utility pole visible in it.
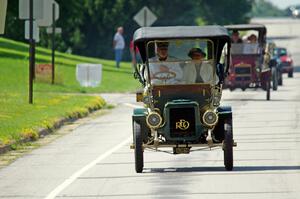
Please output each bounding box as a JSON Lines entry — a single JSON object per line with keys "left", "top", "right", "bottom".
{"left": 51, "top": 2, "right": 56, "bottom": 84}
{"left": 28, "top": 0, "right": 35, "bottom": 104}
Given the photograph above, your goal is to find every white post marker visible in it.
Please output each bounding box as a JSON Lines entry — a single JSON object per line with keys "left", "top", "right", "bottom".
{"left": 25, "top": 20, "right": 40, "bottom": 42}
{"left": 76, "top": 63, "right": 102, "bottom": 87}
{"left": 133, "top": 6, "right": 157, "bottom": 27}
{"left": 0, "top": 0, "right": 8, "bottom": 34}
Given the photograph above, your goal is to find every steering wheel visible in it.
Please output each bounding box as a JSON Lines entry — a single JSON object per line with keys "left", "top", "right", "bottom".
{"left": 152, "top": 71, "right": 177, "bottom": 81}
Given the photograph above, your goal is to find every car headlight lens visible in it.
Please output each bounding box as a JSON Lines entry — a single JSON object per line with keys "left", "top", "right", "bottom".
{"left": 203, "top": 110, "right": 218, "bottom": 126}
{"left": 146, "top": 112, "right": 162, "bottom": 129}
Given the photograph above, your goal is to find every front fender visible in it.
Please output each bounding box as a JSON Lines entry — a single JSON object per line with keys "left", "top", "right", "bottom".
{"left": 217, "top": 106, "right": 232, "bottom": 118}
{"left": 213, "top": 106, "right": 233, "bottom": 142}
{"left": 132, "top": 108, "right": 149, "bottom": 142}
{"left": 133, "top": 108, "right": 147, "bottom": 117}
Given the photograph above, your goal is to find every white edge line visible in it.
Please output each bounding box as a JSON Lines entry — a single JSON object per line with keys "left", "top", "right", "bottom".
{"left": 123, "top": 103, "right": 143, "bottom": 109}
{"left": 44, "top": 137, "right": 132, "bottom": 199}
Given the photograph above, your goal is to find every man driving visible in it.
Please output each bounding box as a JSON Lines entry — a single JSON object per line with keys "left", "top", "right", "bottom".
{"left": 148, "top": 41, "right": 183, "bottom": 85}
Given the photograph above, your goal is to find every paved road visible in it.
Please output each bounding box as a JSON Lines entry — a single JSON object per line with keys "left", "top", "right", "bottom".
{"left": 0, "top": 18, "right": 299, "bottom": 199}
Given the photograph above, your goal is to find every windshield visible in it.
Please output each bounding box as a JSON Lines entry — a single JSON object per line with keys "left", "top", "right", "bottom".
{"left": 146, "top": 39, "right": 218, "bottom": 85}
{"left": 231, "top": 43, "right": 261, "bottom": 55}
{"left": 229, "top": 30, "right": 262, "bottom": 55}
{"left": 274, "top": 48, "right": 287, "bottom": 56}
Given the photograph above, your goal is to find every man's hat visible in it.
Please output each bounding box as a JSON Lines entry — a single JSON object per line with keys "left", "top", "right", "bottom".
{"left": 188, "top": 48, "right": 206, "bottom": 58}
{"left": 156, "top": 41, "right": 169, "bottom": 48}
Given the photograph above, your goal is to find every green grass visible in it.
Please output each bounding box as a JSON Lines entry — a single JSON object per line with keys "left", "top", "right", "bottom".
{"left": 0, "top": 37, "right": 140, "bottom": 147}
{"left": 0, "top": 37, "right": 140, "bottom": 93}
{"left": 0, "top": 93, "right": 106, "bottom": 145}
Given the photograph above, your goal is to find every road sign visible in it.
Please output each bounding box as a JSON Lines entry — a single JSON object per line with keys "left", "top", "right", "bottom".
{"left": 19, "top": 0, "right": 44, "bottom": 20}
{"left": 46, "top": 27, "right": 62, "bottom": 34}
{"left": 37, "top": 0, "right": 59, "bottom": 27}
{"left": 25, "top": 20, "right": 40, "bottom": 42}
{"left": 134, "top": 6, "right": 157, "bottom": 27}
{"left": 0, "top": 0, "right": 7, "bottom": 34}
{"left": 19, "top": 0, "right": 59, "bottom": 26}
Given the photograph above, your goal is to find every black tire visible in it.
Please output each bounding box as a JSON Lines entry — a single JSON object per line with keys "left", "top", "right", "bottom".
{"left": 223, "top": 121, "right": 233, "bottom": 171}
{"left": 266, "top": 80, "right": 270, "bottom": 101}
{"left": 134, "top": 121, "right": 144, "bottom": 173}
{"left": 272, "top": 68, "right": 278, "bottom": 91}
{"left": 288, "top": 71, "right": 293, "bottom": 78}
{"left": 278, "top": 71, "right": 283, "bottom": 86}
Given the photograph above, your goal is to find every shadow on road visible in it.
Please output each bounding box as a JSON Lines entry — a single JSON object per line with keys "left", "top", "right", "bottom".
{"left": 148, "top": 165, "right": 300, "bottom": 173}
{"left": 222, "top": 98, "right": 300, "bottom": 102}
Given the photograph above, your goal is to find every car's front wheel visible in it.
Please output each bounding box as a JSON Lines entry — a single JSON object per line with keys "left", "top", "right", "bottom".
{"left": 266, "top": 80, "right": 270, "bottom": 101}
{"left": 134, "top": 121, "right": 144, "bottom": 173}
{"left": 278, "top": 70, "right": 283, "bottom": 86}
{"left": 272, "top": 67, "right": 278, "bottom": 91}
{"left": 288, "top": 70, "right": 293, "bottom": 78}
{"left": 223, "top": 120, "right": 233, "bottom": 171}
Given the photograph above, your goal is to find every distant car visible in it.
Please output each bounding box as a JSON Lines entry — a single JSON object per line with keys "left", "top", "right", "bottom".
{"left": 290, "top": 6, "right": 300, "bottom": 18}
{"left": 225, "top": 24, "right": 272, "bottom": 100}
{"left": 273, "top": 47, "right": 294, "bottom": 78}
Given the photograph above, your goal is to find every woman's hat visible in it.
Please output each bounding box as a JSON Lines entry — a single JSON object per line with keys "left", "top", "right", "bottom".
{"left": 188, "top": 48, "right": 206, "bottom": 58}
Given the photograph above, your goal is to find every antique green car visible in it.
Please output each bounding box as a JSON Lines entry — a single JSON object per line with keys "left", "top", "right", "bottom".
{"left": 131, "top": 26, "right": 236, "bottom": 173}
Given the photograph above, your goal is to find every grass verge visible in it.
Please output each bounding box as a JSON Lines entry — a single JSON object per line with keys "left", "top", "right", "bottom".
{"left": 0, "top": 37, "right": 140, "bottom": 151}
{"left": 0, "top": 93, "right": 106, "bottom": 150}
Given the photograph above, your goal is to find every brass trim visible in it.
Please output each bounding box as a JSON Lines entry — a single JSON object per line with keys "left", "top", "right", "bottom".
{"left": 234, "top": 62, "right": 252, "bottom": 67}
{"left": 175, "top": 119, "right": 190, "bottom": 130}
{"left": 130, "top": 142, "right": 237, "bottom": 150}
{"left": 136, "top": 92, "right": 143, "bottom": 102}
{"left": 144, "top": 143, "right": 224, "bottom": 148}
{"left": 202, "top": 110, "right": 218, "bottom": 127}
{"left": 146, "top": 111, "right": 163, "bottom": 129}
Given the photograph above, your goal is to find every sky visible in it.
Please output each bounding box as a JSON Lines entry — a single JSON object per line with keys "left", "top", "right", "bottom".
{"left": 265, "top": 0, "right": 300, "bottom": 9}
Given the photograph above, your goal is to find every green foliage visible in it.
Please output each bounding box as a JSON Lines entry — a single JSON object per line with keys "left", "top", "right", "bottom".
{"left": 251, "top": 0, "right": 286, "bottom": 17}
{"left": 3, "top": 0, "right": 253, "bottom": 60}
{"left": 198, "top": 0, "right": 253, "bottom": 25}
{"left": 3, "top": 0, "right": 24, "bottom": 42}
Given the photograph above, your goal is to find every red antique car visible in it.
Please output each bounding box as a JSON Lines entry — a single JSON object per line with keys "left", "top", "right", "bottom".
{"left": 225, "top": 24, "right": 272, "bottom": 100}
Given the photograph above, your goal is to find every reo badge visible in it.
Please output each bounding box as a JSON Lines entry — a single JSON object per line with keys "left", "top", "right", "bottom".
{"left": 176, "top": 119, "right": 190, "bottom": 130}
